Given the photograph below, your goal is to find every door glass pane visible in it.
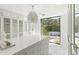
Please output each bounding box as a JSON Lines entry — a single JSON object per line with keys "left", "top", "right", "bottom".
{"left": 75, "top": 5, "right": 79, "bottom": 48}
{"left": 4, "top": 18, "right": 10, "bottom": 39}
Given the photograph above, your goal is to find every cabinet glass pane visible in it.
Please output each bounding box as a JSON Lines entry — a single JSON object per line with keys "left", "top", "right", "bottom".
{"left": 28, "top": 22, "right": 32, "bottom": 31}
{"left": 4, "top": 18, "right": 10, "bottom": 33}
{"left": 19, "top": 33, "right": 23, "bottom": 38}
{"left": 12, "top": 20, "right": 17, "bottom": 33}
{"left": 6, "top": 33, "right": 10, "bottom": 39}
{"left": 25, "top": 22, "right": 27, "bottom": 31}
{"left": 19, "top": 20, "right": 23, "bottom": 32}
{"left": 0, "top": 18, "right": 1, "bottom": 34}
{"left": 4, "top": 18, "right": 10, "bottom": 39}
{"left": 0, "top": 18, "right": 1, "bottom": 39}
{"left": 12, "top": 34, "right": 17, "bottom": 38}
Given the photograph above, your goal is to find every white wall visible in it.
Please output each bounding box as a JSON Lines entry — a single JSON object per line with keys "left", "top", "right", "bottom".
{"left": 49, "top": 5, "right": 69, "bottom": 55}
{"left": 60, "top": 12, "right": 69, "bottom": 54}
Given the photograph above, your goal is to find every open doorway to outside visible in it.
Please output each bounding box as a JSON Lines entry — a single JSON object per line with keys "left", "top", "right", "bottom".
{"left": 41, "top": 16, "right": 61, "bottom": 45}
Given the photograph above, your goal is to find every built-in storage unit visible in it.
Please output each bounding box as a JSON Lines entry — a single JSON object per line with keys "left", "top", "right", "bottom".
{"left": 4, "top": 18, "right": 10, "bottom": 39}
{"left": 12, "top": 19, "right": 18, "bottom": 43}
{"left": 0, "top": 9, "right": 24, "bottom": 44}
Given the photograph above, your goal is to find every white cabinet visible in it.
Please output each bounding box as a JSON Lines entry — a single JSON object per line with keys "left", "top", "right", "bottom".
{"left": 0, "top": 9, "right": 25, "bottom": 44}
{"left": 4, "top": 18, "right": 10, "bottom": 39}
{"left": 19, "top": 20, "right": 23, "bottom": 39}
{"left": 24, "top": 22, "right": 27, "bottom": 32}
{"left": 19, "top": 20, "right": 23, "bottom": 32}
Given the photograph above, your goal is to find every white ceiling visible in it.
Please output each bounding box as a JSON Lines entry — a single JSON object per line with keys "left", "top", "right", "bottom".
{"left": 0, "top": 4, "right": 68, "bottom": 17}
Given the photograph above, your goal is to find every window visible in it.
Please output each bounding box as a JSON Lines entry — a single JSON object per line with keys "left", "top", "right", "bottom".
{"left": 41, "top": 16, "right": 61, "bottom": 45}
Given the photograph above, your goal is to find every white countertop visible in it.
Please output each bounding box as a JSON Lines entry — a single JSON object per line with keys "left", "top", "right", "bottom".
{"left": 0, "top": 35, "right": 42, "bottom": 55}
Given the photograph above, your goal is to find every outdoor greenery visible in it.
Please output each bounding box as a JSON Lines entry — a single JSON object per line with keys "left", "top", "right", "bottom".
{"left": 41, "top": 17, "right": 60, "bottom": 36}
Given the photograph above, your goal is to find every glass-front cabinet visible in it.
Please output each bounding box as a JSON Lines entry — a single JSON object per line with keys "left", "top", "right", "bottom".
{"left": 12, "top": 19, "right": 18, "bottom": 41}
{"left": 19, "top": 20, "right": 23, "bottom": 32}
{"left": 0, "top": 9, "right": 25, "bottom": 46}
{"left": 4, "top": 18, "right": 10, "bottom": 40}
{"left": 24, "top": 22, "right": 27, "bottom": 32}
{"left": 19, "top": 20, "right": 23, "bottom": 38}
{"left": 12, "top": 19, "right": 17, "bottom": 33}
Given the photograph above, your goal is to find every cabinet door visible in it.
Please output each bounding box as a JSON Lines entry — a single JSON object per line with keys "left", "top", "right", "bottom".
{"left": 0, "top": 18, "right": 1, "bottom": 40}
{"left": 12, "top": 20, "right": 18, "bottom": 43}
{"left": 19, "top": 20, "right": 23, "bottom": 39}
{"left": 24, "top": 22, "right": 27, "bottom": 32}
{"left": 75, "top": 5, "right": 79, "bottom": 54}
{"left": 19, "top": 20, "right": 23, "bottom": 32}
{"left": 12, "top": 20, "right": 17, "bottom": 33}
{"left": 4, "top": 18, "right": 10, "bottom": 39}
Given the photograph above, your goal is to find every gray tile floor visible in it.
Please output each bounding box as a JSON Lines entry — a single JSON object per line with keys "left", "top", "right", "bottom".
{"left": 49, "top": 43, "right": 64, "bottom": 55}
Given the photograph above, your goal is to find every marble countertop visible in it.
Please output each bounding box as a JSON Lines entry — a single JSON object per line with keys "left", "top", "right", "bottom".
{"left": 0, "top": 35, "right": 42, "bottom": 55}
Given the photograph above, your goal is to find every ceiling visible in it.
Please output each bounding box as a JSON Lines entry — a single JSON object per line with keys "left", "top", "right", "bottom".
{"left": 0, "top": 4, "right": 69, "bottom": 17}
